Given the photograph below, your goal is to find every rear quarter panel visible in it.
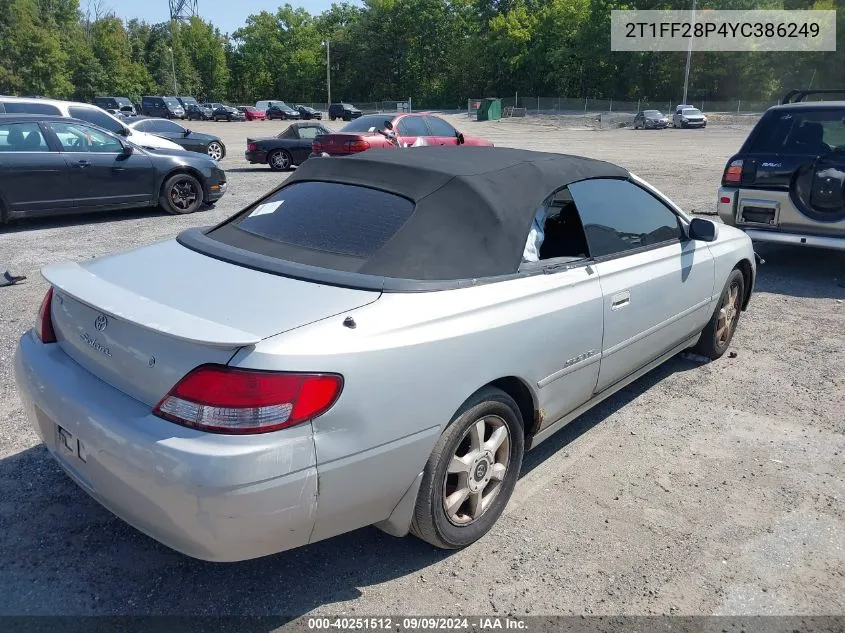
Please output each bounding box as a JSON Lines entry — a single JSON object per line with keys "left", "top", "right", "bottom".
{"left": 230, "top": 268, "right": 603, "bottom": 543}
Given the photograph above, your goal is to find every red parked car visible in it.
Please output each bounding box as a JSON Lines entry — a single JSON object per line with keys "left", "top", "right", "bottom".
{"left": 238, "top": 106, "right": 267, "bottom": 121}
{"left": 312, "top": 113, "right": 492, "bottom": 156}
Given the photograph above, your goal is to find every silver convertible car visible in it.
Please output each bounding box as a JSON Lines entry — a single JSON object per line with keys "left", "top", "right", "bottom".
{"left": 15, "top": 147, "right": 755, "bottom": 561}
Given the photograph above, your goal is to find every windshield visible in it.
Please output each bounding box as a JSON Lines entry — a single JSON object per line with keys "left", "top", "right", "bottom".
{"left": 180, "top": 97, "right": 198, "bottom": 105}
{"left": 341, "top": 114, "right": 391, "bottom": 133}
{"left": 274, "top": 102, "right": 290, "bottom": 109}
{"left": 115, "top": 97, "right": 132, "bottom": 107}
{"left": 682, "top": 108, "right": 702, "bottom": 116}
{"left": 164, "top": 97, "right": 181, "bottom": 107}
{"left": 644, "top": 110, "right": 662, "bottom": 117}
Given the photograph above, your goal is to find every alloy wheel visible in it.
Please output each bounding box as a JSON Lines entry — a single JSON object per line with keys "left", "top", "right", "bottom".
{"left": 207, "top": 142, "right": 223, "bottom": 161}
{"left": 716, "top": 281, "right": 741, "bottom": 346}
{"left": 169, "top": 179, "right": 198, "bottom": 211}
{"left": 442, "top": 415, "right": 510, "bottom": 526}
{"left": 270, "top": 151, "right": 290, "bottom": 170}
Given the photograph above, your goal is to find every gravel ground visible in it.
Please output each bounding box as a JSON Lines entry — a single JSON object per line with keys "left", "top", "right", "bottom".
{"left": 0, "top": 114, "right": 843, "bottom": 621}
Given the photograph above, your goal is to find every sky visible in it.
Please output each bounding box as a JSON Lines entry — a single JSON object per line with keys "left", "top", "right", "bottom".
{"left": 101, "top": 0, "right": 346, "bottom": 35}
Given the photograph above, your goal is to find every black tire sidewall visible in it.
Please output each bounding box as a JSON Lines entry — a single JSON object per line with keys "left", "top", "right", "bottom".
{"left": 419, "top": 390, "right": 525, "bottom": 548}
{"left": 161, "top": 173, "right": 203, "bottom": 215}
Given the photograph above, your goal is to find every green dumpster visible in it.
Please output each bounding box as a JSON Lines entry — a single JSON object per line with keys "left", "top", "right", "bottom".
{"left": 476, "top": 97, "right": 502, "bottom": 121}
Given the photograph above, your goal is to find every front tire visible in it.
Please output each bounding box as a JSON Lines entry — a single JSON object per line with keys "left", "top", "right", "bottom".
{"left": 268, "top": 149, "right": 292, "bottom": 171}
{"left": 206, "top": 141, "right": 224, "bottom": 161}
{"left": 410, "top": 387, "right": 525, "bottom": 549}
{"left": 692, "top": 268, "right": 745, "bottom": 360}
{"left": 160, "top": 173, "right": 203, "bottom": 215}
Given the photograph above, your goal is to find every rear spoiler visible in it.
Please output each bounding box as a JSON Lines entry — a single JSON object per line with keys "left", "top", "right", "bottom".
{"left": 781, "top": 89, "right": 845, "bottom": 104}
{"left": 42, "top": 261, "right": 262, "bottom": 347}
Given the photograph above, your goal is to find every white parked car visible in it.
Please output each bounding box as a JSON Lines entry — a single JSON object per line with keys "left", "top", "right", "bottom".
{"left": 0, "top": 97, "right": 183, "bottom": 151}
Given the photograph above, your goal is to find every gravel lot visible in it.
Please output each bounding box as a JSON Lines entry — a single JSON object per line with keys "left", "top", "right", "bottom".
{"left": 0, "top": 114, "right": 843, "bottom": 620}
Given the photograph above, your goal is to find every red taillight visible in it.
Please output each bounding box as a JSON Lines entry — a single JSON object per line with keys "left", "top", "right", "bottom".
{"left": 312, "top": 140, "right": 323, "bottom": 153}
{"left": 153, "top": 365, "right": 343, "bottom": 434}
{"left": 344, "top": 139, "right": 370, "bottom": 153}
{"left": 247, "top": 143, "right": 257, "bottom": 151}
{"left": 720, "top": 196, "right": 732, "bottom": 204}
{"left": 35, "top": 287, "right": 56, "bottom": 343}
{"left": 724, "top": 159, "right": 743, "bottom": 184}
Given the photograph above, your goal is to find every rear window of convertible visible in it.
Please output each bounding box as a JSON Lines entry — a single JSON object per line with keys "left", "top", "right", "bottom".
{"left": 214, "top": 181, "right": 414, "bottom": 261}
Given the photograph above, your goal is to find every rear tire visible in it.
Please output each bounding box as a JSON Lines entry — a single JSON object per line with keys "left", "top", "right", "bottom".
{"left": 160, "top": 173, "right": 203, "bottom": 215}
{"left": 692, "top": 268, "right": 745, "bottom": 360}
{"left": 268, "top": 149, "right": 292, "bottom": 171}
{"left": 410, "top": 387, "right": 524, "bottom": 550}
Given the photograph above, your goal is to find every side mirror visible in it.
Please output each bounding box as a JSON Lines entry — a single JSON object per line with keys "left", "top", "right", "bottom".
{"left": 384, "top": 120, "right": 393, "bottom": 131}
{"left": 119, "top": 126, "right": 130, "bottom": 137}
{"left": 183, "top": 129, "right": 191, "bottom": 136}
{"left": 456, "top": 132, "right": 465, "bottom": 145}
{"left": 688, "top": 217, "right": 718, "bottom": 242}
{"left": 120, "top": 142, "right": 134, "bottom": 157}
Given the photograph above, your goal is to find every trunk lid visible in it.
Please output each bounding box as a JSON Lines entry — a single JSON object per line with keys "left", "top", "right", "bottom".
{"left": 315, "top": 133, "right": 389, "bottom": 155}
{"left": 44, "top": 239, "right": 380, "bottom": 407}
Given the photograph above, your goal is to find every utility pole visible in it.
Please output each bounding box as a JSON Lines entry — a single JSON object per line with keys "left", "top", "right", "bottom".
{"left": 325, "top": 39, "right": 331, "bottom": 113}
{"left": 169, "top": 46, "right": 178, "bottom": 96}
{"left": 682, "top": 0, "right": 696, "bottom": 104}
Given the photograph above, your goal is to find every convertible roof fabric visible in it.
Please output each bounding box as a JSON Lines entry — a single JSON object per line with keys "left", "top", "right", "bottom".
{"left": 261, "top": 147, "right": 628, "bottom": 281}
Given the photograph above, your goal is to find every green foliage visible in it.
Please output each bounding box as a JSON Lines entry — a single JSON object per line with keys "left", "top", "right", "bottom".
{"left": 0, "top": 0, "right": 841, "bottom": 108}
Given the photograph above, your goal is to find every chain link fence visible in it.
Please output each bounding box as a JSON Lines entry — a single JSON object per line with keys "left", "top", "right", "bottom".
{"left": 239, "top": 99, "right": 413, "bottom": 116}
{"left": 467, "top": 96, "right": 781, "bottom": 117}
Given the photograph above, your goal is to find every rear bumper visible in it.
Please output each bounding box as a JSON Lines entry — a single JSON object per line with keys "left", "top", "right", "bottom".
{"left": 245, "top": 150, "right": 267, "bottom": 164}
{"left": 14, "top": 332, "right": 318, "bottom": 562}
{"left": 742, "top": 229, "right": 845, "bottom": 251}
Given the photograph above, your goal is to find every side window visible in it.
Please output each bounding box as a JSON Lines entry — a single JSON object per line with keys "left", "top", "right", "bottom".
{"left": 3, "top": 101, "right": 62, "bottom": 115}
{"left": 132, "top": 120, "right": 149, "bottom": 132}
{"left": 147, "top": 120, "right": 182, "bottom": 134}
{"left": 0, "top": 122, "right": 51, "bottom": 152}
{"left": 424, "top": 115, "right": 456, "bottom": 137}
{"left": 50, "top": 122, "right": 124, "bottom": 153}
{"left": 297, "top": 126, "right": 322, "bottom": 140}
{"left": 568, "top": 179, "right": 682, "bottom": 258}
{"left": 68, "top": 106, "right": 123, "bottom": 134}
{"left": 521, "top": 187, "right": 590, "bottom": 264}
{"left": 396, "top": 116, "right": 429, "bottom": 137}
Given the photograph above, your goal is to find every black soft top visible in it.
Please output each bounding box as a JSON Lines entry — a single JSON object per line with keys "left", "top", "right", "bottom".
{"left": 185, "top": 147, "right": 629, "bottom": 290}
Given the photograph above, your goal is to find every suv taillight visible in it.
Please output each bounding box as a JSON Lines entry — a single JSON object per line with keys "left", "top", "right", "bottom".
{"left": 312, "top": 140, "right": 323, "bottom": 153}
{"left": 35, "top": 287, "right": 57, "bottom": 343}
{"left": 724, "top": 159, "right": 743, "bottom": 184}
{"left": 153, "top": 365, "right": 343, "bottom": 434}
{"left": 344, "top": 139, "right": 370, "bottom": 153}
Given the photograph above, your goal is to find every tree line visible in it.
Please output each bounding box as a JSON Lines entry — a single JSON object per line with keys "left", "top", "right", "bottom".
{"left": 0, "top": 0, "right": 840, "bottom": 109}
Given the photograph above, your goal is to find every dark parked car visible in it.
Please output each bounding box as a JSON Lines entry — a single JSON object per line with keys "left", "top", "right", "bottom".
{"left": 266, "top": 102, "right": 301, "bottom": 120}
{"left": 177, "top": 96, "right": 200, "bottom": 110}
{"left": 141, "top": 96, "right": 185, "bottom": 119}
{"left": 128, "top": 117, "right": 226, "bottom": 161}
{"left": 328, "top": 102, "right": 362, "bottom": 121}
{"left": 185, "top": 103, "right": 213, "bottom": 121}
{"left": 0, "top": 114, "right": 227, "bottom": 222}
{"left": 246, "top": 121, "right": 333, "bottom": 171}
{"left": 295, "top": 104, "right": 322, "bottom": 120}
{"left": 633, "top": 110, "right": 669, "bottom": 129}
{"left": 717, "top": 88, "right": 845, "bottom": 252}
{"left": 93, "top": 96, "right": 136, "bottom": 117}
{"left": 204, "top": 103, "right": 245, "bottom": 122}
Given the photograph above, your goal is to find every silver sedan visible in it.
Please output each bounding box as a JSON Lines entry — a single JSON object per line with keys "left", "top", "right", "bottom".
{"left": 15, "top": 147, "right": 756, "bottom": 561}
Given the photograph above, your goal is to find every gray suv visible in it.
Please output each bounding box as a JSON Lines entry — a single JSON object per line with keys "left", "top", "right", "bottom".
{"left": 717, "top": 89, "right": 845, "bottom": 252}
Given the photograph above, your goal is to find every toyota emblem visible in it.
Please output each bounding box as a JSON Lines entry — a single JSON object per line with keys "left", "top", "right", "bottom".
{"left": 94, "top": 314, "right": 108, "bottom": 331}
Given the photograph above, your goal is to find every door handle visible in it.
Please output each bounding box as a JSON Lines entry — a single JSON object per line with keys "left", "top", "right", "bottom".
{"left": 73, "top": 160, "right": 91, "bottom": 168}
{"left": 611, "top": 290, "right": 631, "bottom": 310}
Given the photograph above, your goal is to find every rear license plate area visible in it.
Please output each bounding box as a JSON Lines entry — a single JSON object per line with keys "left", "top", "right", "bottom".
{"left": 55, "top": 424, "right": 87, "bottom": 463}
{"left": 738, "top": 198, "right": 779, "bottom": 226}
